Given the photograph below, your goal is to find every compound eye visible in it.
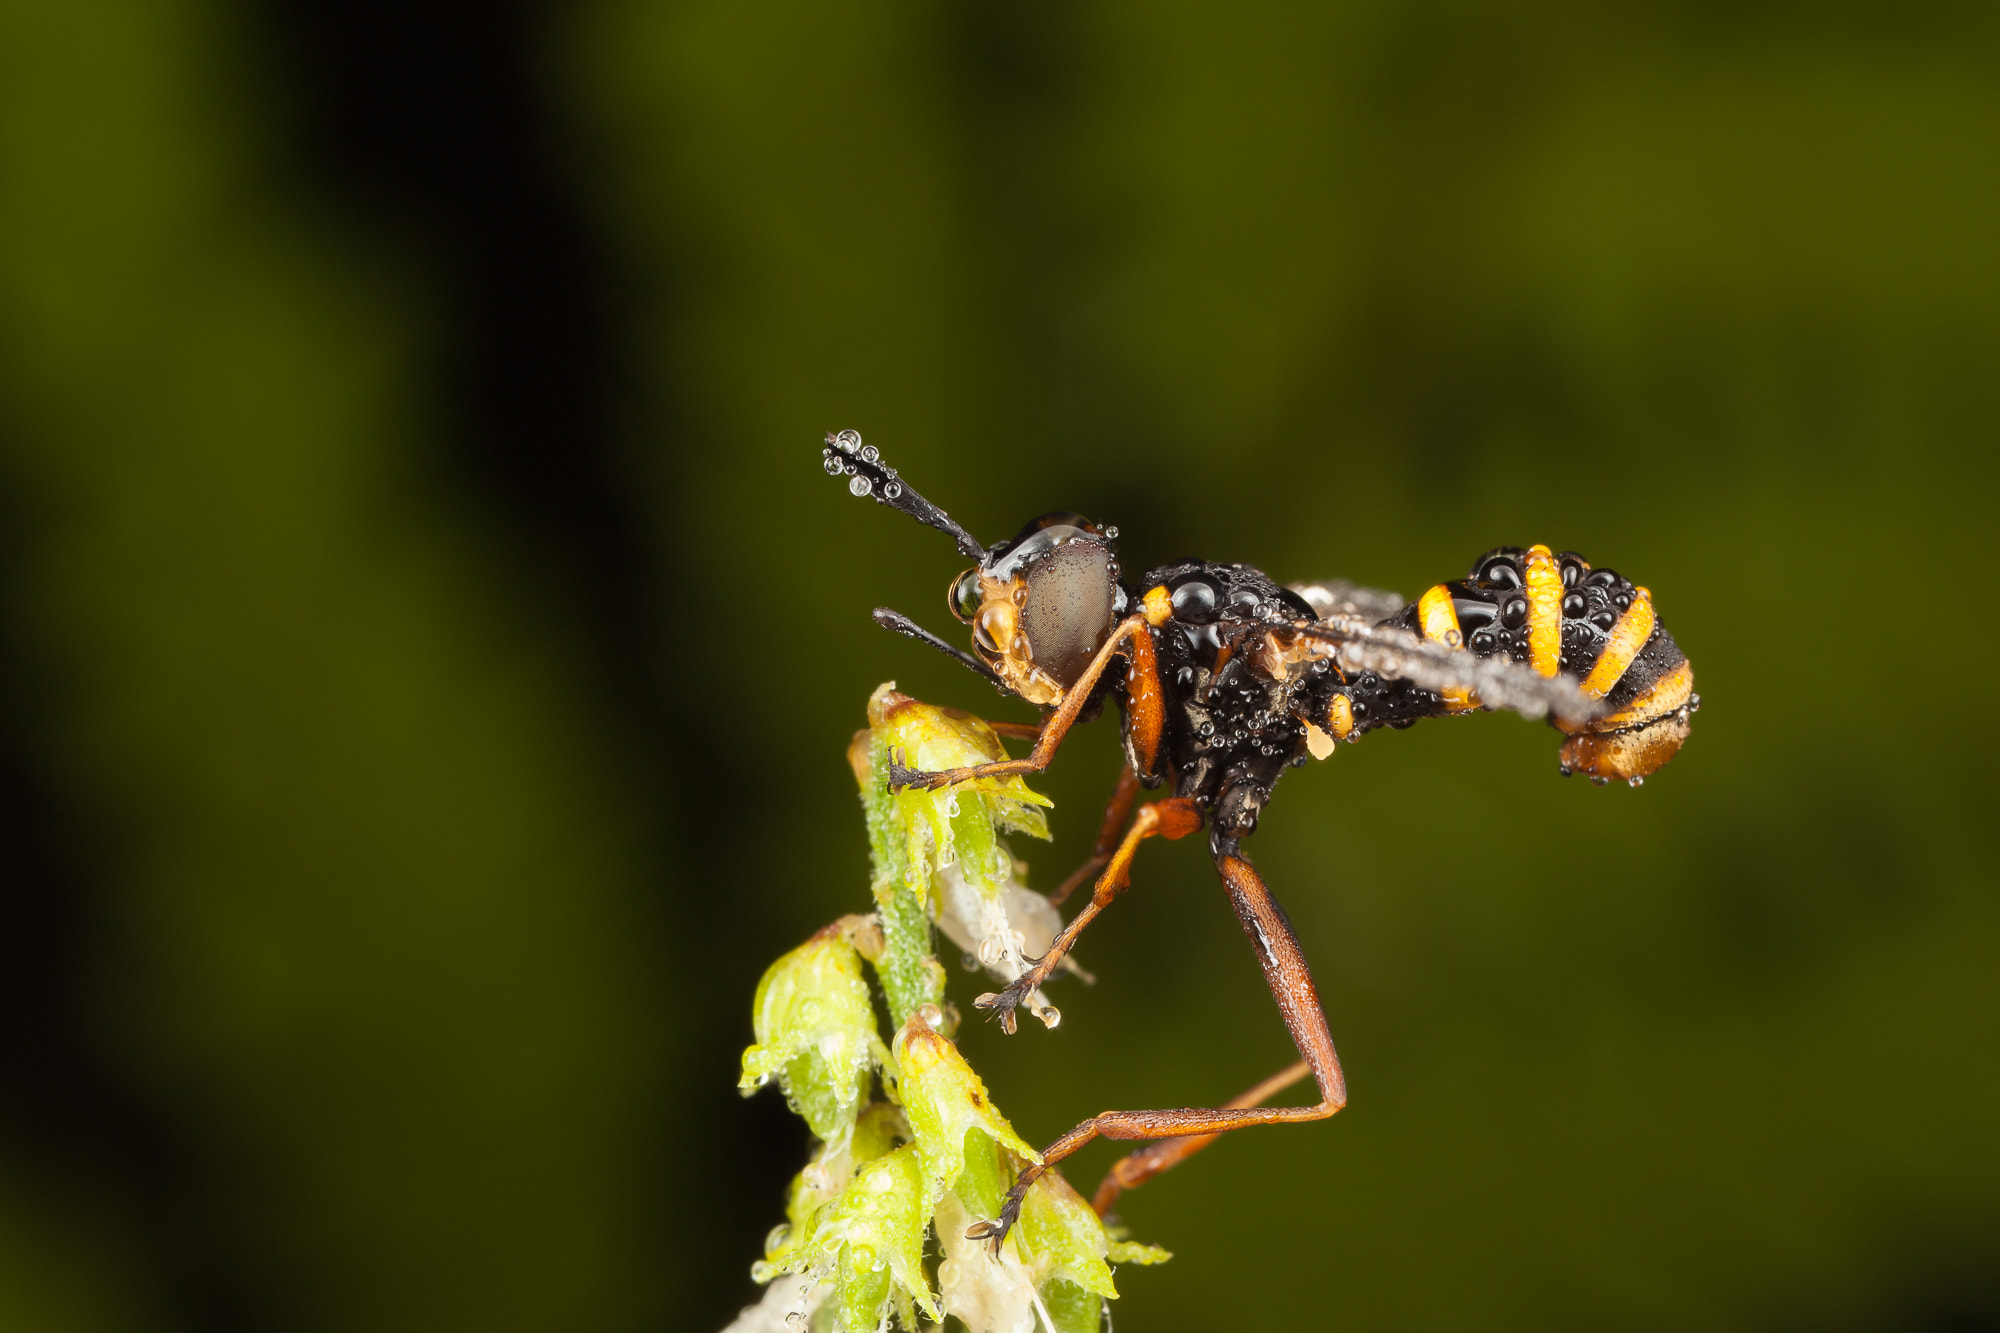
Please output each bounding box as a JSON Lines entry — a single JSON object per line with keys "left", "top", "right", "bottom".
{"left": 949, "top": 568, "right": 982, "bottom": 623}
{"left": 1021, "top": 540, "right": 1117, "bottom": 689}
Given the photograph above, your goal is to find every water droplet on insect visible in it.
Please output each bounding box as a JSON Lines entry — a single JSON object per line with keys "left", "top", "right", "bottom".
{"left": 822, "top": 453, "right": 843, "bottom": 476}
{"left": 961, "top": 951, "right": 979, "bottom": 971}
{"left": 785, "top": 1312, "right": 807, "bottom": 1331}
{"left": 1104, "top": 525, "right": 1119, "bottom": 539}
{"left": 1627, "top": 775, "right": 1644, "bottom": 788}
{"left": 1591, "top": 776, "right": 1608, "bottom": 786}
{"left": 833, "top": 429, "right": 861, "bottom": 452}
{"left": 849, "top": 475, "right": 872, "bottom": 497}
{"left": 884, "top": 481, "right": 902, "bottom": 499}
{"left": 859, "top": 444, "right": 879, "bottom": 462}
{"left": 1039, "top": 1005, "right": 1062, "bottom": 1029}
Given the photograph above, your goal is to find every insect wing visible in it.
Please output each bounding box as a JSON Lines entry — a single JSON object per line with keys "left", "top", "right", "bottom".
{"left": 1288, "top": 579, "right": 1408, "bottom": 624}
{"left": 1295, "top": 616, "right": 1604, "bottom": 725}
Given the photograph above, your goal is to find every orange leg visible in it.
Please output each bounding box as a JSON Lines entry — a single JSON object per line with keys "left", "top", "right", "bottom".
{"left": 986, "top": 720, "right": 1045, "bottom": 742}
{"left": 1089, "top": 1059, "right": 1312, "bottom": 1216}
{"left": 888, "top": 616, "right": 1154, "bottom": 791}
{"left": 967, "top": 851, "right": 1348, "bottom": 1252}
{"left": 974, "top": 795, "right": 1204, "bottom": 1034}
{"left": 1047, "top": 762, "right": 1142, "bottom": 909}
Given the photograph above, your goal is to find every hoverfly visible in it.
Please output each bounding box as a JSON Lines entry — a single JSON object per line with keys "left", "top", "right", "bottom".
{"left": 820, "top": 429, "right": 1697, "bottom": 1248}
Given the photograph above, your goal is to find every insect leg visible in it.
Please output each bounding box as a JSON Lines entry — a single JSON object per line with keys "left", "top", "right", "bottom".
{"left": 1088, "top": 1058, "right": 1312, "bottom": 1216}
{"left": 888, "top": 616, "right": 1153, "bottom": 791}
{"left": 974, "top": 795, "right": 1202, "bottom": 1034}
{"left": 966, "top": 849, "right": 1347, "bottom": 1252}
{"left": 1046, "top": 762, "right": 1141, "bottom": 908}
{"left": 986, "top": 720, "right": 1046, "bottom": 742}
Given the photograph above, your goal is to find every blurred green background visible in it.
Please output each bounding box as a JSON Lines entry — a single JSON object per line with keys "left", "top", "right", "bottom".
{"left": 0, "top": 0, "right": 1996, "bottom": 1329}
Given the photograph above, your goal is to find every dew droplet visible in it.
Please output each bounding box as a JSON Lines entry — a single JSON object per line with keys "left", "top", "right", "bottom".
{"left": 785, "top": 1312, "right": 807, "bottom": 1331}
{"left": 822, "top": 453, "right": 843, "bottom": 476}
{"left": 1104, "top": 525, "right": 1119, "bottom": 539}
{"left": 884, "top": 481, "right": 902, "bottom": 499}
{"left": 833, "top": 429, "right": 861, "bottom": 452}
{"left": 848, "top": 475, "right": 872, "bottom": 497}
{"left": 859, "top": 444, "right": 879, "bottom": 462}
{"left": 1627, "top": 775, "right": 1645, "bottom": 788}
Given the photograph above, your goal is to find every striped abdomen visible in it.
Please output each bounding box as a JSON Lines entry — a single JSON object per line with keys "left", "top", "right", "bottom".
{"left": 1358, "top": 545, "right": 1696, "bottom": 784}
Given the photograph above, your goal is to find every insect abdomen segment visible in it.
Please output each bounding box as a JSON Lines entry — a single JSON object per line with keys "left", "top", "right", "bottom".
{"left": 1348, "top": 544, "right": 1696, "bottom": 784}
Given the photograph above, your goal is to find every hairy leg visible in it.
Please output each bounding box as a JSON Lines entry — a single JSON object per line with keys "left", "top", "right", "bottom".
{"left": 1047, "top": 762, "right": 1141, "bottom": 909}
{"left": 974, "top": 796, "right": 1202, "bottom": 1034}
{"left": 887, "top": 617, "right": 1154, "bottom": 791}
{"left": 1089, "top": 1059, "right": 1312, "bottom": 1216}
{"left": 968, "top": 851, "right": 1347, "bottom": 1251}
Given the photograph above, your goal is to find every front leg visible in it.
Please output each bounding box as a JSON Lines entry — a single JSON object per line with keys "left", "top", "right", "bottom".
{"left": 976, "top": 796, "right": 1203, "bottom": 1033}
{"left": 886, "top": 616, "right": 1153, "bottom": 792}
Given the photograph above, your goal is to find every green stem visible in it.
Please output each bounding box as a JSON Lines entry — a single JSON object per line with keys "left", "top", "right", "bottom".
{"left": 864, "top": 735, "right": 944, "bottom": 1026}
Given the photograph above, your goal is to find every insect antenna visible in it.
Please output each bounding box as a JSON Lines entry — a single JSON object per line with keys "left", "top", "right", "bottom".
{"left": 822, "top": 430, "right": 987, "bottom": 561}
{"left": 871, "top": 607, "right": 1009, "bottom": 694}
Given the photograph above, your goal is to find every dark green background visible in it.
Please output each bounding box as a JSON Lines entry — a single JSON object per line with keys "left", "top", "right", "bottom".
{"left": 0, "top": 0, "right": 1994, "bottom": 1329}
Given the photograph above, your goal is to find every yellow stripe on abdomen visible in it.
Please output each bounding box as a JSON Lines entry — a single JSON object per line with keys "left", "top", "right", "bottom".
{"left": 1416, "top": 584, "right": 1477, "bottom": 711}
{"left": 1327, "top": 693, "right": 1355, "bottom": 740}
{"left": 1579, "top": 587, "right": 1655, "bottom": 699}
{"left": 1523, "top": 545, "right": 1562, "bottom": 678}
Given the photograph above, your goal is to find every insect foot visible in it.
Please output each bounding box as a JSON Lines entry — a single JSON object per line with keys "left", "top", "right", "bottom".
{"left": 884, "top": 750, "right": 959, "bottom": 794}
{"left": 972, "top": 987, "right": 1022, "bottom": 1035}
{"left": 963, "top": 1177, "right": 1034, "bottom": 1257}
